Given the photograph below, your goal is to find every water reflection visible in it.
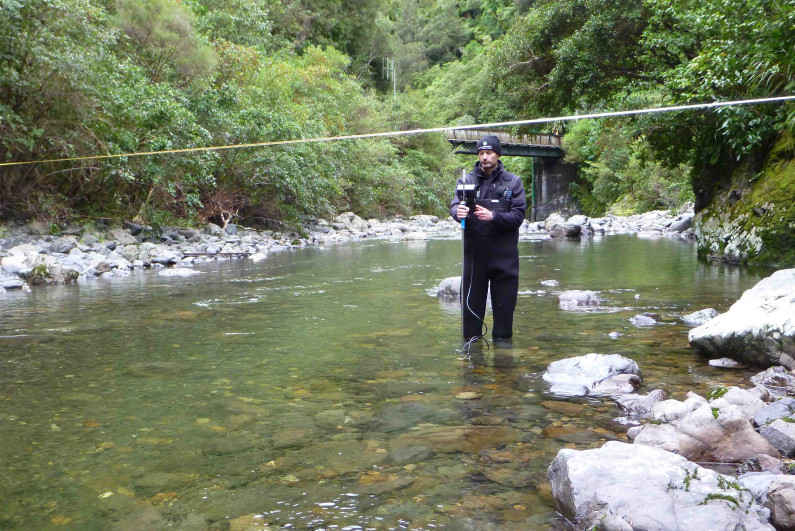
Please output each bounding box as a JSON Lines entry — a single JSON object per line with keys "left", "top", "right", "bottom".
{"left": 0, "top": 235, "right": 769, "bottom": 529}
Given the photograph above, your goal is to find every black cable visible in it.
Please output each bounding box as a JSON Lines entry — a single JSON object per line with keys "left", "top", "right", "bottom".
{"left": 461, "top": 224, "right": 489, "bottom": 358}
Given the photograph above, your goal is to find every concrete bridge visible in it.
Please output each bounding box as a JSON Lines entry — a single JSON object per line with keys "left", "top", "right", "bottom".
{"left": 445, "top": 129, "right": 578, "bottom": 222}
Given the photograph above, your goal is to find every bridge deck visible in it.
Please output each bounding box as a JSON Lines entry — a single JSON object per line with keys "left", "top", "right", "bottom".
{"left": 445, "top": 129, "right": 563, "bottom": 158}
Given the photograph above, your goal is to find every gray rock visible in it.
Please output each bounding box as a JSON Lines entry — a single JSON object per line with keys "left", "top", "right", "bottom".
{"left": 759, "top": 419, "right": 795, "bottom": 457}
{"left": 754, "top": 398, "right": 795, "bottom": 427}
{"left": 751, "top": 367, "right": 795, "bottom": 398}
{"left": 669, "top": 212, "right": 694, "bottom": 232}
{"left": 205, "top": 223, "right": 223, "bottom": 236}
{"left": 542, "top": 353, "right": 641, "bottom": 397}
{"left": 151, "top": 251, "right": 179, "bottom": 265}
{"left": 544, "top": 213, "right": 566, "bottom": 232}
{"left": 768, "top": 483, "right": 795, "bottom": 530}
{"left": 634, "top": 388, "right": 779, "bottom": 463}
{"left": 562, "top": 222, "right": 582, "bottom": 237}
{"left": 615, "top": 389, "right": 669, "bottom": 418}
{"left": 50, "top": 237, "right": 77, "bottom": 254}
{"left": 682, "top": 308, "right": 720, "bottom": 326}
{"left": 224, "top": 223, "right": 238, "bottom": 235}
{"left": 436, "top": 277, "right": 461, "bottom": 300}
{"left": 0, "top": 276, "right": 25, "bottom": 289}
{"left": 106, "top": 228, "right": 138, "bottom": 245}
{"left": 689, "top": 269, "right": 795, "bottom": 369}
{"left": 82, "top": 234, "right": 99, "bottom": 245}
{"left": 630, "top": 314, "right": 657, "bottom": 326}
{"left": 558, "top": 290, "right": 601, "bottom": 311}
{"left": 123, "top": 221, "right": 143, "bottom": 235}
{"left": 25, "top": 220, "right": 50, "bottom": 236}
{"left": 549, "top": 441, "right": 773, "bottom": 530}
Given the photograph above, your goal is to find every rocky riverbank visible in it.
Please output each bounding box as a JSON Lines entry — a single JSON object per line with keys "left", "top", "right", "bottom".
{"left": 541, "top": 269, "right": 795, "bottom": 530}
{"left": 0, "top": 208, "right": 694, "bottom": 293}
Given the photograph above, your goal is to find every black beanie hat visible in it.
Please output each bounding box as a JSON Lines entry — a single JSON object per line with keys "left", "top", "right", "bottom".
{"left": 476, "top": 135, "right": 502, "bottom": 156}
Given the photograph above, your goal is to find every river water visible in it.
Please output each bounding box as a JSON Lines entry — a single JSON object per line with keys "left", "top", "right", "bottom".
{"left": 0, "top": 234, "right": 768, "bottom": 529}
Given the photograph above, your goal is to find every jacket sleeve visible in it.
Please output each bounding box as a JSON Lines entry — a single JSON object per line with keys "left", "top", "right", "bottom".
{"left": 492, "top": 175, "right": 526, "bottom": 230}
{"left": 449, "top": 178, "right": 464, "bottom": 221}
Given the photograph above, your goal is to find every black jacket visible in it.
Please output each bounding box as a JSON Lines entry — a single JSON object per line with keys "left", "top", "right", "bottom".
{"left": 450, "top": 160, "right": 526, "bottom": 239}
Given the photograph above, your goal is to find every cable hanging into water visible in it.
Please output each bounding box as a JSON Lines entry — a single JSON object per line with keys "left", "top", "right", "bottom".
{"left": 1, "top": 95, "right": 793, "bottom": 168}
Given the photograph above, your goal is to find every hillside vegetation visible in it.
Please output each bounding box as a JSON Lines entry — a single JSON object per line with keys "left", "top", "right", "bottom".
{"left": 1, "top": 0, "right": 792, "bottom": 242}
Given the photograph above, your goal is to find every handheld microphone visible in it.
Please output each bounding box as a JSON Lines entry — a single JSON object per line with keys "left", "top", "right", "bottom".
{"left": 456, "top": 183, "right": 478, "bottom": 230}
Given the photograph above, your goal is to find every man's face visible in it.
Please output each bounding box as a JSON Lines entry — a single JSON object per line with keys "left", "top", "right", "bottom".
{"left": 478, "top": 149, "right": 499, "bottom": 172}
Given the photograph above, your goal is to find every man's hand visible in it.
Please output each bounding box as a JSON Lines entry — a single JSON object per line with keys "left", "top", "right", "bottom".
{"left": 474, "top": 205, "right": 494, "bottom": 221}
{"left": 456, "top": 204, "right": 469, "bottom": 220}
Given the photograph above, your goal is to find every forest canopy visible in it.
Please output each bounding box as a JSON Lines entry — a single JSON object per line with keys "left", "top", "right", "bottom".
{"left": 0, "top": 0, "right": 792, "bottom": 226}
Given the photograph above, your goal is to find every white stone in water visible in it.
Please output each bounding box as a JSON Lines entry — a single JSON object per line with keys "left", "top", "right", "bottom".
{"left": 158, "top": 267, "right": 202, "bottom": 277}
{"left": 608, "top": 331, "right": 622, "bottom": 339}
{"left": 683, "top": 308, "right": 720, "bottom": 326}
{"left": 249, "top": 251, "right": 268, "bottom": 262}
{"left": 540, "top": 279, "right": 559, "bottom": 287}
{"left": 708, "top": 357, "right": 747, "bottom": 369}
{"left": 542, "top": 353, "right": 641, "bottom": 397}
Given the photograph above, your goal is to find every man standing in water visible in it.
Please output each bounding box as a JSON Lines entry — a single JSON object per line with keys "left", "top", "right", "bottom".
{"left": 450, "top": 135, "right": 526, "bottom": 344}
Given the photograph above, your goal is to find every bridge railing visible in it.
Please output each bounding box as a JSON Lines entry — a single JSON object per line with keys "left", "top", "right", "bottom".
{"left": 444, "top": 129, "right": 562, "bottom": 147}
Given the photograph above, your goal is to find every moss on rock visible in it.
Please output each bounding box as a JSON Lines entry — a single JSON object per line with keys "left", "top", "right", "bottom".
{"left": 694, "top": 134, "right": 795, "bottom": 267}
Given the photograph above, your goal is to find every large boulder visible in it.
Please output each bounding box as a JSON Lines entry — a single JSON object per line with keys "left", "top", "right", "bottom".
{"left": 542, "top": 353, "right": 641, "bottom": 397}
{"left": 106, "top": 228, "right": 138, "bottom": 245}
{"left": 549, "top": 441, "right": 773, "bottom": 530}
{"left": 332, "top": 212, "right": 368, "bottom": 233}
{"left": 633, "top": 388, "right": 780, "bottom": 463}
{"left": 689, "top": 269, "right": 795, "bottom": 369}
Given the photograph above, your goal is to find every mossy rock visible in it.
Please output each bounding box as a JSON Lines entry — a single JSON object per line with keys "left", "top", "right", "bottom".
{"left": 694, "top": 134, "right": 795, "bottom": 267}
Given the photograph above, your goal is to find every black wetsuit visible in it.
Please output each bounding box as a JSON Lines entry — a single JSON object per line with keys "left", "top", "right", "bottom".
{"left": 450, "top": 160, "right": 526, "bottom": 340}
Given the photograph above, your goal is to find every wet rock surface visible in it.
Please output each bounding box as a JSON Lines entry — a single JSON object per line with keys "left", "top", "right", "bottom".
{"left": 542, "top": 353, "right": 641, "bottom": 397}
{"left": 689, "top": 269, "right": 795, "bottom": 369}
{"left": 549, "top": 441, "right": 773, "bottom": 530}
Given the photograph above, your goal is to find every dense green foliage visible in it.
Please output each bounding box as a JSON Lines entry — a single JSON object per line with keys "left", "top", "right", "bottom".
{"left": 0, "top": 0, "right": 792, "bottom": 226}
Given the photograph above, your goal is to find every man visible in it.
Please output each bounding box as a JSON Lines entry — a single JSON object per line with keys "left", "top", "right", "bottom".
{"left": 450, "top": 135, "right": 526, "bottom": 342}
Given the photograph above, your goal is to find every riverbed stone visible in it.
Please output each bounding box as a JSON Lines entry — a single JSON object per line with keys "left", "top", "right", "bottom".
{"left": 50, "top": 236, "right": 77, "bottom": 254}
{"left": 630, "top": 314, "right": 657, "bottom": 326}
{"left": 549, "top": 441, "right": 772, "bottom": 530}
{"left": 754, "top": 398, "right": 795, "bottom": 427}
{"left": 615, "top": 389, "right": 669, "bottom": 418}
{"left": 709, "top": 357, "right": 748, "bottom": 368}
{"left": 436, "top": 276, "right": 461, "bottom": 300}
{"left": 542, "top": 353, "right": 641, "bottom": 397}
{"left": 682, "top": 307, "right": 720, "bottom": 326}
{"left": 558, "top": 290, "right": 601, "bottom": 311}
{"left": 106, "top": 228, "right": 138, "bottom": 245}
{"left": 634, "top": 389, "right": 779, "bottom": 463}
{"left": 752, "top": 367, "right": 795, "bottom": 399}
{"left": 402, "top": 231, "right": 428, "bottom": 241}
{"left": 689, "top": 269, "right": 795, "bottom": 369}
{"left": 759, "top": 419, "right": 795, "bottom": 457}
{"left": 390, "top": 425, "right": 519, "bottom": 454}
{"left": 669, "top": 212, "right": 694, "bottom": 232}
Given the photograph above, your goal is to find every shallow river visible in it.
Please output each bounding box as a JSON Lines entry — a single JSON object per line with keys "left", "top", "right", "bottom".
{"left": 0, "top": 234, "right": 769, "bottom": 529}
